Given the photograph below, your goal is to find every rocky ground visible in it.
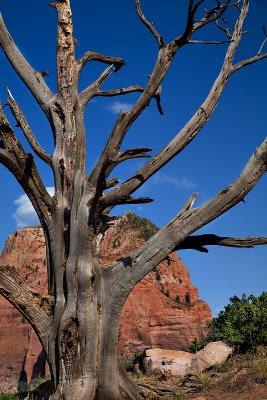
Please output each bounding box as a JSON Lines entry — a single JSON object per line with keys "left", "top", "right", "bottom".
{"left": 0, "top": 353, "right": 266, "bottom": 399}
{"left": 131, "top": 353, "right": 267, "bottom": 400}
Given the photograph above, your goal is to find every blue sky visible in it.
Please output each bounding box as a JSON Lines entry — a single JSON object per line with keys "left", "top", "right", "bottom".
{"left": 0, "top": 0, "right": 266, "bottom": 316}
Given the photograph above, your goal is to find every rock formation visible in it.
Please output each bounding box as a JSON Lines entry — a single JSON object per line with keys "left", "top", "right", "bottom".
{"left": 0, "top": 212, "right": 212, "bottom": 392}
{"left": 143, "top": 342, "right": 233, "bottom": 377}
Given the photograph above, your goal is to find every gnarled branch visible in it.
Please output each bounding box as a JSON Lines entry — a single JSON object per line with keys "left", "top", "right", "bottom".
{"left": 0, "top": 13, "right": 54, "bottom": 117}
{"left": 79, "top": 64, "right": 115, "bottom": 107}
{"left": 0, "top": 107, "right": 53, "bottom": 226}
{"left": 257, "top": 26, "right": 267, "bottom": 54}
{"left": 177, "top": 234, "right": 267, "bottom": 252}
{"left": 232, "top": 52, "right": 267, "bottom": 71}
{"left": 94, "top": 85, "right": 144, "bottom": 97}
{"left": 0, "top": 265, "right": 53, "bottom": 351}
{"left": 6, "top": 89, "right": 52, "bottom": 165}
{"left": 101, "top": 0, "right": 264, "bottom": 210}
{"left": 109, "top": 134, "right": 267, "bottom": 297}
{"left": 135, "top": 0, "right": 165, "bottom": 47}
{"left": 77, "top": 51, "right": 125, "bottom": 75}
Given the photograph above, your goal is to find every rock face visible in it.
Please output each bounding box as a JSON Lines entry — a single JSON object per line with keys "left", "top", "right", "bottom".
{"left": 0, "top": 212, "right": 212, "bottom": 392}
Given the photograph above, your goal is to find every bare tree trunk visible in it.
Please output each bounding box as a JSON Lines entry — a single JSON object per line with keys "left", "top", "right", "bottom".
{"left": 46, "top": 251, "right": 143, "bottom": 400}
{"left": 1, "top": 1, "right": 267, "bottom": 399}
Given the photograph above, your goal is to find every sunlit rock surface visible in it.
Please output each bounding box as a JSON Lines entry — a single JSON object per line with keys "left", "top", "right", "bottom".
{"left": 0, "top": 212, "right": 211, "bottom": 391}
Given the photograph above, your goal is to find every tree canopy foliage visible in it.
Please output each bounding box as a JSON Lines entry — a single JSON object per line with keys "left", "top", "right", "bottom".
{"left": 208, "top": 292, "right": 267, "bottom": 353}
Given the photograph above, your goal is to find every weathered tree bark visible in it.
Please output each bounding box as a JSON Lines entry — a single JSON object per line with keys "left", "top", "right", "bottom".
{"left": 0, "top": 0, "right": 267, "bottom": 399}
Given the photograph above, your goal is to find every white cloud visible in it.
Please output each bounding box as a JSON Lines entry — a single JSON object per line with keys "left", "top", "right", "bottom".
{"left": 107, "top": 101, "right": 133, "bottom": 114}
{"left": 13, "top": 187, "right": 54, "bottom": 228}
{"left": 153, "top": 172, "right": 197, "bottom": 190}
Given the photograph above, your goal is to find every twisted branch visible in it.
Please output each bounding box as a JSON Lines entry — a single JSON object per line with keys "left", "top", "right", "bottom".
{"left": 177, "top": 234, "right": 267, "bottom": 252}
{"left": 135, "top": 0, "right": 165, "bottom": 47}
{"left": 110, "top": 135, "right": 267, "bottom": 294}
{"left": 77, "top": 51, "right": 125, "bottom": 75}
{"left": 80, "top": 65, "right": 115, "bottom": 107}
{"left": 100, "top": 0, "right": 266, "bottom": 211}
{"left": 6, "top": 88, "right": 52, "bottom": 165}
{"left": 0, "top": 265, "right": 53, "bottom": 350}
{"left": 0, "top": 13, "right": 54, "bottom": 117}
{"left": 94, "top": 85, "right": 145, "bottom": 97}
{"left": 0, "top": 107, "right": 53, "bottom": 226}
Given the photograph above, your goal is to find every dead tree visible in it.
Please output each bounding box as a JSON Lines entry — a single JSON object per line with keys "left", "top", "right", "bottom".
{"left": 0, "top": 1, "right": 267, "bottom": 399}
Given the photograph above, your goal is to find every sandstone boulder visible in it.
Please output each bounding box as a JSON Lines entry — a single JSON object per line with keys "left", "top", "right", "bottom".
{"left": 190, "top": 341, "right": 233, "bottom": 374}
{"left": 143, "top": 342, "right": 233, "bottom": 377}
{"left": 143, "top": 348, "right": 194, "bottom": 376}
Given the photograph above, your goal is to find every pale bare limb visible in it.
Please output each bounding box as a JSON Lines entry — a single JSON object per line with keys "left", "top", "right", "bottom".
{"left": 177, "top": 234, "right": 267, "bottom": 252}
{"left": 232, "top": 53, "right": 267, "bottom": 71}
{"left": 188, "top": 39, "right": 231, "bottom": 44}
{"left": 257, "top": 27, "right": 267, "bottom": 54}
{"left": 6, "top": 88, "right": 52, "bottom": 165}
{"left": 100, "top": 0, "right": 262, "bottom": 210}
{"left": 50, "top": 0, "right": 77, "bottom": 95}
{"left": 0, "top": 107, "right": 53, "bottom": 226}
{"left": 0, "top": 13, "right": 54, "bottom": 117}
{"left": 215, "top": 18, "right": 233, "bottom": 38}
{"left": 110, "top": 135, "right": 267, "bottom": 293}
{"left": 178, "top": 192, "right": 199, "bottom": 216}
{"left": 94, "top": 85, "right": 145, "bottom": 97}
{"left": 88, "top": 1, "right": 222, "bottom": 192}
{"left": 192, "top": 0, "right": 233, "bottom": 33}
{"left": 135, "top": 0, "right": 165, "bottom": 47}
{"left": 0, "top": 265, "right": 53, "bottom": 350}
{"left": 77, "top": 51, "right": 125, "bottom": 75}
{"left": 79, "top": 65, "right": 114, "bottom": 108}
{"left": 103, "top": 147, "right": 152, "bottom": 179}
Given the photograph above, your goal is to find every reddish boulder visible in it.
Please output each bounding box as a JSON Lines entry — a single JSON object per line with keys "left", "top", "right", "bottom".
{"left": 0, "top": 212, "right": 212, "bottom": 391}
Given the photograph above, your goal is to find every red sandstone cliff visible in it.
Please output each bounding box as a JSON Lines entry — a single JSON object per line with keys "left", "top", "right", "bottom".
{"left": 0, "top": 212, "right": 211, "bottom": 392}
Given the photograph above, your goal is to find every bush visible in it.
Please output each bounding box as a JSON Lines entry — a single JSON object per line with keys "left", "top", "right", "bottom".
{"left": 184, "top": 292, "right": 190, "bottom": 305}
{"left": 208, "top": 292, "right": 267, "bottom": 353}
{"left": 188, "top": 337, "right": 201, "bottom": 353}
{"left": 175, "top": 294, "right": 180, "bottom": 304}
{"left": 124, "top": 352, "right": 143, "bottom": 372}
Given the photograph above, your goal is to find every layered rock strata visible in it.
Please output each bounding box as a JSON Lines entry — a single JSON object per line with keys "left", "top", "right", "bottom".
{"left": 0, "top": 212, "right": 212, "bottom": 391}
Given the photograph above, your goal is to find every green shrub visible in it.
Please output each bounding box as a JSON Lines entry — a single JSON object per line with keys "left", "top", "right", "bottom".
{"left": 124, "top": 352, "right": 143, "bottom": 372}
{"left": 124, "top": 212, "right": 159, "bottom": 241}
{"left": 0, "top": 395, "right": 20, "bottom": 400}
{"left": 188, "top": 337, "right": 201, "bottom": 353}
{"left": 184, "top": 292, "right": 190, "bottom": 305}
{"left": 208, "top": 292, "right": 267, "bottom": 353}
{"left": 175, "top": 294, "right": 180, "bottom": 304}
